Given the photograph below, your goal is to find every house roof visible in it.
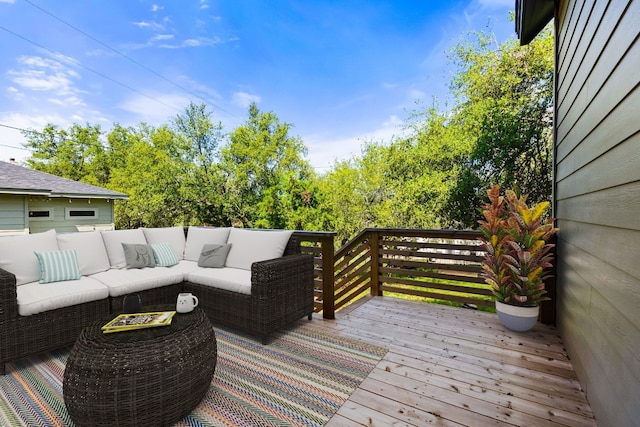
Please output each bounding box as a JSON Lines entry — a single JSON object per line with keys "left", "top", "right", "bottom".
{"left": 0, "top": 161, "right": 128, "bottom": 199}
{"left": 515, "top": 0, "right": 555, "bottom": 45}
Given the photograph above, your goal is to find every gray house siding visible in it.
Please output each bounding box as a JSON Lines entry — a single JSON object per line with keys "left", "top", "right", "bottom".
{"left": 27, "top": 198, "right": 114, "bottom": 233}
{"left": 0, "top": 195, "right": 27, "bottom": 235}
{"left": 554, "top": 1, "right": 640, "bottom": 426}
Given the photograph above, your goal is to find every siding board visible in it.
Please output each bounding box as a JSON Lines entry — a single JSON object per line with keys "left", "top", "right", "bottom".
{"left": 557, "top": 22, "right": 640, "bottom": 159}
{"left": 556, "top": 132, "right": 640, "bottom": 199}
{"left": 556, "top": 0, "right": 596, "bottom": 102}
{"left": 556, "top": 181, "right": 640, "bottom": 230}
{"left": 557, "top": 2, "right": 640, "bottom": 155}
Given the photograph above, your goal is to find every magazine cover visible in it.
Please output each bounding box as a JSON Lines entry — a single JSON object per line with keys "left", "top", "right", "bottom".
{"left": 102, "top": 311, "right": 176, "bottom": 333}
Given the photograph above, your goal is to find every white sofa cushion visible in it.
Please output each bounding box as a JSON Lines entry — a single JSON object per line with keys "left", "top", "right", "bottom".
{"left": 142, "top": 226, "right": 186, "bottom": 260}
{"left": 170, "top": 260, "right": 201, "bottom": 276}
{"left": 56, "top": 231, "right": 111, "bottom": 276}
{"left": 184, "top": 226, "right": 231, "bottom": 262}
{"left": 0, "top": 229, "right": 59, "bottom": 286}
{"left": 90, "top": 266, "right": 184, "bottom": 297}
{"left": 187, "top": 267, "right": 252, "bottom": 295}
{"left": 16, "top": 276, "right": 109, "bottom": 316}
{"left": 225, "top": 228, "right": 294, "bottom": 271}
{"left": 101, "top": 229, "right": 147, "bottom": 268}
{"left": 34, "top": 249, "right": 81, "bottom": 283}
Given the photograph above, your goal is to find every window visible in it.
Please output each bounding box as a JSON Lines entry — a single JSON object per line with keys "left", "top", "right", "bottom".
{"left": 65, "top": 208, "right": 98, "bottom": 220}
{"left": 29, "top": 208, "right": 54, "bottom": 221}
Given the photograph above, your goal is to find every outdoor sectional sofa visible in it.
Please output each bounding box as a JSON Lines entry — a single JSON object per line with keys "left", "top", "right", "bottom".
{"left": 0, "top": 226, "right": 314, "bottom": 374}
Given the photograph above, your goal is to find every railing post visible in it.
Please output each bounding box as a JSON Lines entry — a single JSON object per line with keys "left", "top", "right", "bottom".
{"left": 321, "top": 235, "right": 335, "bottom": 319}
{"left": 369, "top": 230, "right": 381, "bottom": 296}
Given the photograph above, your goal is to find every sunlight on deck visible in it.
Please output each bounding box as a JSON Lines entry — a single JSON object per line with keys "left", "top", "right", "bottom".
{"left": 312, "top": 296, "right": 596, "bottom": 426}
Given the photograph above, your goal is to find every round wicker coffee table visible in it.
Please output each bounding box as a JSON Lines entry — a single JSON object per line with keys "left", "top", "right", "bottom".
{"left": 63, "top": 306, "right": 216, "bottom": 427}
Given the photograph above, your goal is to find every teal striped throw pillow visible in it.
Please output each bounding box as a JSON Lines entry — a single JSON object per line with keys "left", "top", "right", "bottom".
{"left": 34, "top": 249, "right": 81, "bottom": 284}
{"left": 151, "top": 243, "right": 179, "bottom": 267}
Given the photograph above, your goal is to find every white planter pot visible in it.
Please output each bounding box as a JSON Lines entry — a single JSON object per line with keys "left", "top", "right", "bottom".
{"left": 495, "top": 301, "right": 539, "bottom": 332}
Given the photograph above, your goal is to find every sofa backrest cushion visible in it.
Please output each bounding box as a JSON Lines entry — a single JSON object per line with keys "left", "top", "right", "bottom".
{"left": 0, "top": 229, "right": 59, "bottom": 286}
{"left": 57, "top": 231, "right": 111, "bottom": 276}
{"left": 225, "top": 228, "right": 294, "bottom": 271}
{"left": 184, "top": 226, "right": 231, "bottom": 262}
{"left": 101, "top": 229, "right": 147, "bottom": 268}
{"left": 142, "top": 226, "right": 186, "bottom": 260}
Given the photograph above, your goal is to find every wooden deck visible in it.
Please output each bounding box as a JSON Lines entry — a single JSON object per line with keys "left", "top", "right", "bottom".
{"left": 311, "top": 296, "right": 597, "bottom": 426}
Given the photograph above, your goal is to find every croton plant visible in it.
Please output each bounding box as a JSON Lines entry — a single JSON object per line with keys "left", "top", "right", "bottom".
{"left": 477, "top": 185, "right": 559, "bottom": 307}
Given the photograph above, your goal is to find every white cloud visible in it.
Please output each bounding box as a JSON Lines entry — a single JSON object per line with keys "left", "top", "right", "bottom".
{"left": 151, "top": 4, "right": 163, "bottom": 12}
{"left": 118, "top": 92, "right": 192, "bottom": 124}
{"left": 132, "top": 21, "right": 164, "bottom": 30}
{"left": 304, "top": 115, "right": 406, "bottom": 170}
{"left": 151, "top": 34, "right": 174, "bottom": 41}
{"left": 232, "top": 91, "right": 261, "bottom": 108}
{"left": 7, "top": 56, "right": 83, "bottom": 105}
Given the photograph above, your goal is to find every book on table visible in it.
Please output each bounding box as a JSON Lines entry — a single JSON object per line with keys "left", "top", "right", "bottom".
{"left": 101, "top": 311, "right": 176, "bottom": 333}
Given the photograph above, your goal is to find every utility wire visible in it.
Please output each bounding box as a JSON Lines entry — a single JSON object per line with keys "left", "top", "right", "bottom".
{"left": 22, "top": 0, "right": 238, "bottom": 119}
{"left": 0, "top": 24, "right": 184, "bottom": 114}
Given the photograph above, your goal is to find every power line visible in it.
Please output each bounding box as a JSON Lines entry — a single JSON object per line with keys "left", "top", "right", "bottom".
{"left": 22, "top": 0, "right": 238, "bottom": 119}
{"left": 0, "top": 24, "right": 185, "bottom": 114}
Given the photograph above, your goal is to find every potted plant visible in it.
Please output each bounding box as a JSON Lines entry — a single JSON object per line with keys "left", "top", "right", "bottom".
{"left": 477, "top": 185, "right": 558, "bottom": 332}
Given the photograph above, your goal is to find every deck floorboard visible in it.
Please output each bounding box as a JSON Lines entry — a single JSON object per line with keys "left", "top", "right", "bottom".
{"left": 314, "top": 296, "right": 597, "bottom": 427}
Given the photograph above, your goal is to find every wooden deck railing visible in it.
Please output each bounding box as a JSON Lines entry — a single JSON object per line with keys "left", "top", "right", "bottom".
{"left": 294, "top": 228, "right": 493, "bottom": 319}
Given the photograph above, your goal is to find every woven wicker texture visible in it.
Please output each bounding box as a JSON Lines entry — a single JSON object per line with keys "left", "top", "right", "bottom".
{"left": 184, "top": 236, "right": 315, "bottom": 344}
{"left": 63, "top": 307, "right": 216, "bottom": 427}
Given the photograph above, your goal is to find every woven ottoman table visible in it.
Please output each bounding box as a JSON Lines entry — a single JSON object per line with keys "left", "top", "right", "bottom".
{"left": 63, "top": 307, "right": 216, "bottom": 427}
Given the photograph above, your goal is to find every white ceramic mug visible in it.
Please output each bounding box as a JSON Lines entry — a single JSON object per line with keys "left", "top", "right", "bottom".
{"left": 176, "top": 292, "right": 199, "bottom": 313}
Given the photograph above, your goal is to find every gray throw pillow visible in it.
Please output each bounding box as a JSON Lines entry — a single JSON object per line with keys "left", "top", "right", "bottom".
{"left": 122, "top": 243, "right": 156, "bottom": 269}
{"left": 198, "top": 243, "right": 232, "bottom": 268}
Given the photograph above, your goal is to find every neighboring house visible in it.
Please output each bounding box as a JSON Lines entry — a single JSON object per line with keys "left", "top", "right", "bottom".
{"left": 0, "top": 160, "right": 128, "bottom": 235}
{"left": 517, "top": 1, "right": 639, "bottom": 426}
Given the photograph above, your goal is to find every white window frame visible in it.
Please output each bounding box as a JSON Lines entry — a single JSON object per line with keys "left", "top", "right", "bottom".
{"left": 65, "top": 207, "right": 99, "bottom": 220}
{"left": 28, "top": 208, "right": 54, "bottom": 221}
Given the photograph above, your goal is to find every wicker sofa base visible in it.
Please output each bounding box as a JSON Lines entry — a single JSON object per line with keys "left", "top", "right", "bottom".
{"left": 0, "top": 233, "right": 314, "bottom": 373}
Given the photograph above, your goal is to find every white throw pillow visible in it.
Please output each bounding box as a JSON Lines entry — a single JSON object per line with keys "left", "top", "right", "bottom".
{"left": 225, "top": 228, "right": 294, "bottom": 271}
{"left": 142, "top": 226, "right": 186, "bottom": 260}
{"left": 184, "top": 226, "right": 231, "bottom": 262}
{"left": 100, "top": 229, "right": 147, "bottom": 268}
{"left": 0, "top": 229, "right": 59, "bottom": 286}
{"left": 57, "top": 231, "right": 111, "bottom": 276}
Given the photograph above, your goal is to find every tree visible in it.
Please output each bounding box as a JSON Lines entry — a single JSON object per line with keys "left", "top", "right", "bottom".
{"left": 24, "top": 123, "right": 107, "bottom": 184}
{"left": 443, "top": 27, "right": 554, "bottom": 227}
{"left": 172, "top": 102, "right": 228, "bottom": 226}
{"left": 108, "top": 124, "right": 187, "bottom": 228}
{"left": 220, "top": 103, "right": 315, "bottom": 229}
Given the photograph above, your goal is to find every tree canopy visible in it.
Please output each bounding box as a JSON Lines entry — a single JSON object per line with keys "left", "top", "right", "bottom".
{"left": 21, "top": 24, "right": 554, "bottom": 244}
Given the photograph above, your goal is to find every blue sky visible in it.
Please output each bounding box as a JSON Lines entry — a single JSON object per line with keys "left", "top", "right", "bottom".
{"left": 0, "top": 0, "right": 515, "bottom": 170}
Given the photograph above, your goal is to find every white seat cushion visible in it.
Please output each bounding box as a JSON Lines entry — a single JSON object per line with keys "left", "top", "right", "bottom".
{"left": 187, "top": 267, "right": 252, "bottom": 295}
{"left": 225, "top": 228, "right": 293, "bottom": 271}
{"left": 90, "top": 266, "right": 184, "bottom": 297}
{"left": 184, "top": 226, "right": 231, "bottom": 261}
{"left": 57, "top": 231, "right": 111, "bottom": 276}
{"left": 17, "top": 277, "right": 109, "bottom": 316}
{"left": 170, "top": 260, "right": 201, "bottom": 275}
{"left": 142, "top": 226, "right": 186, "bottom": 260}
{"left": 100, "top": 229, "right": 147, "bottom": 268}
{"left": 0, "top": 229, "right": 59, "bottom": 286}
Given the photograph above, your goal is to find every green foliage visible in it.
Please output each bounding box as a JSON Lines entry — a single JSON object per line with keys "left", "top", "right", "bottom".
{"left": 19, "top": 19, "right": 555, "bottom": 247}
{"left": 220, "top": 103, "right": 318, "bottom": 229}
{"left": 443, "top": 26, "right": 554, "bottom": 227}
{"left": 477, "top": 184, "right": 558, "bottom": 306}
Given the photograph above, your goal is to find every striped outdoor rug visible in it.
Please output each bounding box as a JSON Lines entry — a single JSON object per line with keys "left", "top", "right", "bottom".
{"left": 0, "top": 321, "right": 387, "bottom": 426}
